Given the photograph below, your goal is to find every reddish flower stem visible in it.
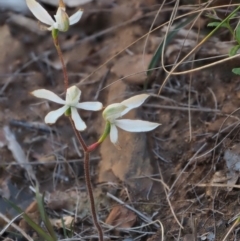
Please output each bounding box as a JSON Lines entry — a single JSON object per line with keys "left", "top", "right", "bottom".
{"left": 54, "top": 38, "right": 69, "bottom": 91}
{"left": 54, "top": 37, "right": 104, "bottom": 241}
{"left": 69, "top": 117, "right": 104, "bottom": 241}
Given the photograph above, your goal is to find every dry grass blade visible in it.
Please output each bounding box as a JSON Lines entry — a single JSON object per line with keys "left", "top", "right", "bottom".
{"left": 158, "top": 4, "right": 240, "bottom": 95}
{"left": 147, "top": 14, "right": 197, "bottom": 77}
{"left": 0, "top": 213, "right": 33, "bottom": 241}
{"left": 142, "top": 0, "right": 166, "bottom": 73}
{"left": 222, "top": 217, "right": 240, "bottom": 241}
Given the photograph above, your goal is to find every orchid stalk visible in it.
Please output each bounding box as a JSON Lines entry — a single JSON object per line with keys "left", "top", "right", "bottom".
{"left": 26, "top": 1, "right": 105, "bottom": 240}
{"left": 27, "top": 2, "right": 160, "bottom": 241}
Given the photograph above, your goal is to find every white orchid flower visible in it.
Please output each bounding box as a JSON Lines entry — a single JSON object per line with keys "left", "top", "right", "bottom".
{"left": 31, "top": 86, "right": 103, "bottom": 131}
{"left": 102, "top": 94, "right": 160, "bottom": 144}
{"left": 26, "top": 0, "right": 83, "bottom": 32}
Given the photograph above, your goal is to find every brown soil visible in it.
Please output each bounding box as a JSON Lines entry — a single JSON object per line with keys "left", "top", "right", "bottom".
{"left": 1, "top": 1, "right": 240, "bottom": 240}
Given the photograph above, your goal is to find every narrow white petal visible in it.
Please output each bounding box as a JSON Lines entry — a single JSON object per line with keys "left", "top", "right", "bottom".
{"left": 110, "top": 124, "right": 118, "bottom": 144}
{"left": 102, "top": 103, "right": 127, "bottom": 121}
{"left": 121, "top": 94, "right": 149, "bottom": 116}
{"left": 71, "top": 108, "right": 86, "bottom": 131}
{"left": 26, "top": 0, "right": 55, "bottom": 26}
{"left": 76, "top": 102, "right": 102, "bottom": 111}
{"left": 54, "top": 8, "right": 62, "bottom": 23}
{"left": 31, "top": 89, "right": 65, "bottom": 104}
{"left": 115, "top": 119, "right": 160, "bottom": 132}
{"left": 44, "top": 105, "right": 68, "bottom": 124}
{"left": 69, "top": 9, "right": 83, "bottom": 25}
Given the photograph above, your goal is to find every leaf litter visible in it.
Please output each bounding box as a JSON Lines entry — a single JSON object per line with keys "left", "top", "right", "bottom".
{"left": 2, "top": 1, "right": 240, "bottom": 240}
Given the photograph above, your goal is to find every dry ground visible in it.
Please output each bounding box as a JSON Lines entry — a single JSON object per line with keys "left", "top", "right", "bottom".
{"left": 1, "top": 0, "right": 240, "bottom": 240}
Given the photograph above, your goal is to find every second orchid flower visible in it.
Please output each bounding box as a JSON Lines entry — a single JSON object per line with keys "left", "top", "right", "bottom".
{"left": 102, "top": 94, "right": 160, "bottom": 144}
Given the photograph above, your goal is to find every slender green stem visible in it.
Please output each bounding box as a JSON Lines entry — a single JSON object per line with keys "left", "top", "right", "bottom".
{"left": 201, "top": 6, "right": 240, "bottom": 44}
{"left": 228, "top": 26, "right": 235, "bottom": 37}
{"left": 87, "top": 122, "right": 110, "bottom": 152}
{"left": 158, "top": 5, "right": 240, "bottom": 95}
{"left": 98, "top": 122, "right": 111, "bottom": 143}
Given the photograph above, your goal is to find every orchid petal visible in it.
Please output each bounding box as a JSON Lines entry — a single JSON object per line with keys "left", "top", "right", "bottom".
{"left": 31, "top": 89, "right": 65, "bottom": 104}
{"left": 44, "top": 105, "right": 68, "bottom": 124}
{"left": 69, "top": 9, "right": 83, "bottom": 25}
{"left": 26, "top": 0, "right": 55, "bottom": 26}
{"left": 115, "top": 119, "right": 160, "bottom": 132}
{"left": 110, "top": 124, "right": 118, "bottom": 144}
{"left": 76, "top": 101, "right": 103, "bottom": 111}
{"left": 66, "top": 86, "right": 81, "bottom": 106}
{"left": 121, "top": 94, "right": 149, "bottom": 116}
{"left": 71, "top": 107, "right": 86, "bottom": 131}
{"left": 54, "top": 8, "right": 69, "bottom": 31}
{"left": 102, "top": 103, "right": 127, "bottom": 121}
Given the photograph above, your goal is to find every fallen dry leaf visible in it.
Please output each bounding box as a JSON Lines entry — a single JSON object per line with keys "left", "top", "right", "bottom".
{"left": 105, "top": 205, "right": 136, "bottom": 228}
{"left": 19, "top": 201, "right": 40, "bottom": 233}
{"left": 50, "top": 216, "right": 75, "bottom": 229}
{"left": 0, "top": 178, "right": 10, "bottom": 199}
{"left": 3, "top": 126, "right": 36, "bottom": 181}
{"left": 206, "top": 117, "right": 235, "bottom": 133}
{"left": 206, "top": 171, "right": 227, "bottom": 198}
{"left": 224, "top": 144, "right": 240, "bottom": 191}
{"left": 47, "top": 187, "right": 109, "bottom": 219}
{"left": 0, "top": 129, "right": 7, "bottom": 148}
{"left": 25, "top": 200, "right": 38, "bottom": 214}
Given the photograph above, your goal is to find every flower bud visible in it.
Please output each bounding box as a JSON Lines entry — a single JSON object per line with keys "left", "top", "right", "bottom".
{"left": 54, "top": 8, "right": 69, "bottom": 32}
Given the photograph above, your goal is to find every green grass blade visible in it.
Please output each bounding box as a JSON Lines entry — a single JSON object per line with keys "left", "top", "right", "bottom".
{"left": 61, "top": 216, "right": 68, "bottom": 238}
{"left": 35, "top": 187, "right": 57, "bottom": 241}
{"left": 229, "top": 45, "right": 240, "bottom": 56}
{"left": 147, "top": 14, "right": 197, "bottom": 77}
{"left": 207, "top": 21, "right": 229, "bottom": 28}
{"left": 4, "top": 198, "right": 54, "bottom": 241}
